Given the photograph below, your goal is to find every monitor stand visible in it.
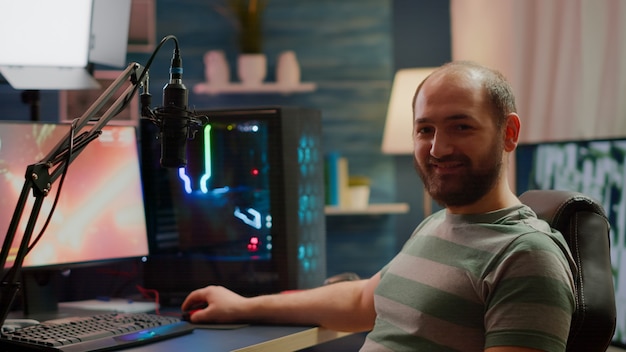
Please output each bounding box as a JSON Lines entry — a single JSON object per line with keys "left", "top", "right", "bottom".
{"left": 20, "top": 270, "right": 61, "bottom": 316}
{"left": 58, "top": 299, "right": 157, "bottom": 313}
{"left": 18, "top": 269, "right": 157, "bottom": 317}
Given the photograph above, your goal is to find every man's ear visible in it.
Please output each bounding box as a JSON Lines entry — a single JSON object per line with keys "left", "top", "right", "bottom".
{"left": 503, "top": 113, "right": 520, "bottom": 152}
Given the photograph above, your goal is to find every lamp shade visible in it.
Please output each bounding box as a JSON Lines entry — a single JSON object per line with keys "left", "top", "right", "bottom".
{"left": 381, "top": 67, "right": 436, "bottom": 154}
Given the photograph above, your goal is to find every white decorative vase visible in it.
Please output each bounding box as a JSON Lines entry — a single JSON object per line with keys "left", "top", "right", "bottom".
{"left": 349, "top": 185, "right": 370, "bottom": 209}
{"left": 237, "top": 53, "right": 267, "bottom": 86}
{"left": 276, "top": 50, "right": 301, "bottom": 86}
{"left": 204, "top": 50, "right": 230, "bottom": 86}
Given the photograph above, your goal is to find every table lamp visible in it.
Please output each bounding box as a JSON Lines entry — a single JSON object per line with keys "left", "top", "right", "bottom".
{"left": 381, "top": 67, "right": 435, "bottom": 154}
{"left": 381, "top": 67, "right": 436, "bottom": 217}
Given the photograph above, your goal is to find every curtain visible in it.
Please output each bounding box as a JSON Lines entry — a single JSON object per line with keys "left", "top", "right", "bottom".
{"left": 450, "top": 0, "right": 626, "bottom": 143}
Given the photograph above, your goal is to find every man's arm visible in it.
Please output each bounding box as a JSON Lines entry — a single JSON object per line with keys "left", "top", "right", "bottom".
{"left": 181, "top": 272, "right": 381, "bottom": 332}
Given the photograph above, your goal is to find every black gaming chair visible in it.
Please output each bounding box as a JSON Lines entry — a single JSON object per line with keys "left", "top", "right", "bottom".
{"left": 519, "top": 190, "right": 616, "bottom": 352}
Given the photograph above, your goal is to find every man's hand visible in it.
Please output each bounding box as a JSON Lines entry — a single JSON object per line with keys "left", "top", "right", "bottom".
{"left": 181, "top": 285, "right": 249, "bottom": 324}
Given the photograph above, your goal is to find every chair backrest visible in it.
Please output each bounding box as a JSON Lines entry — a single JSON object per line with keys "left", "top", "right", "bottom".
{"left": 519, "top": 190, "right": 616, "bottom": 352}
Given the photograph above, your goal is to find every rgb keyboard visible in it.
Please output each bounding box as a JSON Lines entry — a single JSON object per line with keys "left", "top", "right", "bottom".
{"left": 0, "top": 312, "right": 194, "bottom": 351}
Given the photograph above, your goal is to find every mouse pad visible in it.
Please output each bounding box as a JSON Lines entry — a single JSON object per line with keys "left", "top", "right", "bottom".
{"left": 191, "top": 324, "right": 250, "bottom": 330}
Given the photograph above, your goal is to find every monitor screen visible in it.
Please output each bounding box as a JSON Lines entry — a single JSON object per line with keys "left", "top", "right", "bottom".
{"left": 0, "top": 121, "right": 149, "bottom": 270}
{"left": 515, "top": 138, "right": 626, "bottom": 346}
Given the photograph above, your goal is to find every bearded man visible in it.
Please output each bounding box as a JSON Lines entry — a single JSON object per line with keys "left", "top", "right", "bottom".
{"left": 182, "top": 61, "right": 575, "bottom": 352}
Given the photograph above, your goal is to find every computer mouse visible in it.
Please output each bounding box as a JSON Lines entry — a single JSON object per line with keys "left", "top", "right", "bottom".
{"left": 181, "top": 302, "right": 208, "bottom": 321}
{"left": 323, "top": 272, "right": 361, "bottom": 285}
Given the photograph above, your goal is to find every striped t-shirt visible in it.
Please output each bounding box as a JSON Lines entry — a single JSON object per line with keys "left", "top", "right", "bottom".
{"left": 360, "top": 204, "right": 575, "bottom": 352}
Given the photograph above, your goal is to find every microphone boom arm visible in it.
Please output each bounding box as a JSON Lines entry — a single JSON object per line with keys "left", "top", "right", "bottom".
{"left": 0, "top": 62, "right": 148, "bottom": 326}
{"left": 46, "top": 62, "right": 147, "bottom": 183}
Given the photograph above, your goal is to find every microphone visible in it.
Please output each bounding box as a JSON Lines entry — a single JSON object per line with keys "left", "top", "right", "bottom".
{"left": 159, "top": 47, "right": 190, "bottom": 168}
{"left": 139, "top": 35, "right": 208, "bottom": 169}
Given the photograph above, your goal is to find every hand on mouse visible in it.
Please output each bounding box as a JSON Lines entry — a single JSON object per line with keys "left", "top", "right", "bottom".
{"left": 181, "top": 285, "right": 248, "bottom": 324}
{"left": 181, "top": 302, "right": 208, "bottom": 321}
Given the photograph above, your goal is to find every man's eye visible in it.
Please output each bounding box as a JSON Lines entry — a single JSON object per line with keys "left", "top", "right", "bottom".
{"left": 455, "top": 124, "right": 472, "bottom": 131}
{"left": 416, "top": 127, "right": 434, "bottom": 135}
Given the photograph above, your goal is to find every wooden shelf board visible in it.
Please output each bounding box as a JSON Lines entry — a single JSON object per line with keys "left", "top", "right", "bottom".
{"left": 193, "top": 82, "right": 317, "bottom": 95}
{"left": 324, "top": 203, "right": 409, "bottom": 216}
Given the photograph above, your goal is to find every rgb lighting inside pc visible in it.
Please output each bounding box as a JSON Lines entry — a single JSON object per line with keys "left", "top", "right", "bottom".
{"left": 166, "top": 119, "right": 273, "bottom": 260}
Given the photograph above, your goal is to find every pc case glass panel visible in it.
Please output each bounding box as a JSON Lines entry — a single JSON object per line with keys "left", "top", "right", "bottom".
{"left": 172, "top": 119, "right": 273, "bottom": 260}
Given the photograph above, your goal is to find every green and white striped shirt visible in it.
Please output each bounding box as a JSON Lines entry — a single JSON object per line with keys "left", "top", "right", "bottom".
{"left": 361, "top": 205, "right": 575, "bottom": 352}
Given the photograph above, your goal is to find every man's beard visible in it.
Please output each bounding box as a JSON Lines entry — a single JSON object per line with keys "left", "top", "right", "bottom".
{"left": 414, "top": 144, "right": 503, "bottom": 208}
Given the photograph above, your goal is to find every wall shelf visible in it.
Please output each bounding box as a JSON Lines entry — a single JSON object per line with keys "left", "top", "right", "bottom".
{"left": 193, "top": 82, "right": 317, "bottom": 95}
{"left": 325, "top": 203, "right": 409, "bottom": 216}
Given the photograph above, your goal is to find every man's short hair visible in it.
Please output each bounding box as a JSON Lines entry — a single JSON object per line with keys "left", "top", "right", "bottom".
{"left": 412, "top": 61, "right": 517, "bottom": 128}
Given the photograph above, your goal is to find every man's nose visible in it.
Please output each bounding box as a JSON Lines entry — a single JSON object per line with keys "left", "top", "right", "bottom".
{"left": 430, "top": 132, "right": 454, "bottom": 158}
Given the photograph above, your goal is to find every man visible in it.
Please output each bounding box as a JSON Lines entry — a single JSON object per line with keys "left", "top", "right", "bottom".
{"left": 181, "top": 61, "right": 576, "bottom": 352}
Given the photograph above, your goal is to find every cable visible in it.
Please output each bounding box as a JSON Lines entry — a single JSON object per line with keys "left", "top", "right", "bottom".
{"left": 113, "top": 35, "right": 180, "bottom": 121}
{"left": 135, "top": 285, "right": 161, "bottom": 315}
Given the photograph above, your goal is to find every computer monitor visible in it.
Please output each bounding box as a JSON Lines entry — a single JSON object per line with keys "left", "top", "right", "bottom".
{"left": 515, "top": 137, "right": 626, "bottom": 346}
{"left": 140, "top": 107, "right": 327, "bottom": 304}
{"left": 0, "top": 121, "right": 149, "bottom": 313}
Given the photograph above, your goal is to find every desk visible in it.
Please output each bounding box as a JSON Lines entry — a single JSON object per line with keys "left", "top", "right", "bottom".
{"left": 6, "top": 308, "right": 364, "bottom": 351}
{"left": 124, "top": 325, "right": 357, "bottom": 352}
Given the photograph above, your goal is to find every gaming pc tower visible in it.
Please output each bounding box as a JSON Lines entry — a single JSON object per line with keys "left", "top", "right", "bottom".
{"left": 140, "top": 106, "right": 326, "bottom": 303}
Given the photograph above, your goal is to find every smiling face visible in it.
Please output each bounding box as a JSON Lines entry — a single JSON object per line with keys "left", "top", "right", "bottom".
{"left": 412, "top": 68, "right": 509, "bottom": 210}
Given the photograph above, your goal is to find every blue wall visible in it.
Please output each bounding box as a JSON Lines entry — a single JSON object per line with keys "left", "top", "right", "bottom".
{"left": 0, "top": 0, "right": 451, "bottom": 280}
{"left": 389, "top": 0, "right": 451, "bottom": 264}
